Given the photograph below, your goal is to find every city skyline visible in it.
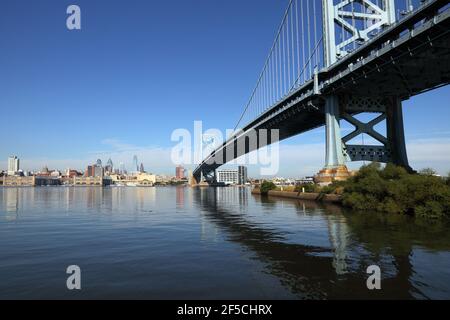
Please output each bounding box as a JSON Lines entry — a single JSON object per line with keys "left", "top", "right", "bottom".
{"left": 1, "top": 1, "right": 450, "bottom": 177}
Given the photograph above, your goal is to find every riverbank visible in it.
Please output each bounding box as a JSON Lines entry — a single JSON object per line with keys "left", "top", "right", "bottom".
{"left": 251, "top": 188, "right": 342, "bottom": 204}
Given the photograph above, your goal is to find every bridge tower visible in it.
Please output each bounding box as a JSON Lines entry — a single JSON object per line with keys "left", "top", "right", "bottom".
{"left": 318, "top": 0, "right": 412, "bottom": 184}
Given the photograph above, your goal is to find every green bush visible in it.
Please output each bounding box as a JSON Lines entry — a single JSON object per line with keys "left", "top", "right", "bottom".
{"left": 260, "top": 181, "right": 277, "bottom": 195}
{"left": 341, "top": 163, "right": 450, "bottom": 219}
{"left": 294, "top": 183, "right": 318, "bottom": 193}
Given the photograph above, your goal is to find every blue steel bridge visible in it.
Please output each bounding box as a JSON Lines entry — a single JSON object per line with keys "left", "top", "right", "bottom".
{"left": 193, "top": 0, "right": 450, "bottom": 183}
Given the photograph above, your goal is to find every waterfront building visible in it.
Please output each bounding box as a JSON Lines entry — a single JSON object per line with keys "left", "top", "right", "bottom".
{"left": 216, "top": 169, "right": 239, "bottom": 185}
{"left": 35, "top": 177, "right": 61, "bottom": 186}
{"left": 73, "top": 176, "right": 111, "bottom": 186}
{"left": 7, "top": 156, "right": 20, "bottom": 176}
{"left": 136, "top": 172, "right": 156, "bottom": 185}
{"left": 238, "top": 166, "right": 248, "bottom": 185}
{"left": 3, "top": 176, "right": 35, "bottom": 187}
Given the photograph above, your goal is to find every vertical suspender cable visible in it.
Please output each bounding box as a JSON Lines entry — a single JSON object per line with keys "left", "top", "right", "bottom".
{"left": 295, "top": 0, "right": 300, "bottom": 87}
{"left": 286, "top": 8, "right": 291, "bottom": 91}
{"left": 290, "top": 4, "right": 295, "bottom": 91}
{"left": 306, "top": 0, "right": 311, "bottom": 80}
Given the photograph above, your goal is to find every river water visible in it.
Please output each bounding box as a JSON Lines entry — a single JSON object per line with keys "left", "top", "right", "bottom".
{"left": 0, "top": 186, "right": 449, "bottom": 299}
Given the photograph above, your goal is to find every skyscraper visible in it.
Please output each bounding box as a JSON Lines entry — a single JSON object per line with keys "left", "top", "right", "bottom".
{"left": 105, "top": 158, "right": 114, "bottom": 174}
{"left": 133, "top": 155, "right": 139, "bottom": 172}
{"left": 7, "top": 156, "right": 19, "bottom": 176}
{"left": 176, "top": 165, "right": 185, "bottom": 179}
{"left": 139, "top": 163, "right": 145, "bottom": 173}
{"left": 119, "top": 162, "right": 126, "bottom": 175}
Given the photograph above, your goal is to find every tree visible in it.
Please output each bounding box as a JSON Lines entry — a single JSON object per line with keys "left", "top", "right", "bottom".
{"left": 260, "top": 181, "right": 276, "bottom": 195}
{"left": 341, "top": 164, "right": 450, "bottom": 219}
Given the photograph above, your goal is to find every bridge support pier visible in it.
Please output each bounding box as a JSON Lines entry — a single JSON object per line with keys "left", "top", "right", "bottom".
{"left": 315, "top": 95, "right": 351, "bottom": 185}
{"left": 315, "top": 95, "right": 413, "bottom": 185}
{"left": 386, "top": 98, "right": 412, "bottom": 172}
{"left": 324, "top": 95, "right": 346, "bottom": 168}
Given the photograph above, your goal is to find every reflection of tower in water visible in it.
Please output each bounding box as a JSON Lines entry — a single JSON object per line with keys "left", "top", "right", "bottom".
{"left": 4, "top": 188, "right": 19, "bottom": 220}
{"left": 325, "top": 215, "right": 349, "bottom": 275}
{"left": 176, "top": 187, "right": 184, "bottom": 207}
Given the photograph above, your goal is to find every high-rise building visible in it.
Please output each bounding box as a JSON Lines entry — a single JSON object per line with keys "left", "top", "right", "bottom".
{"left": 176, "top": 165, "right": 185, "bottom": 179}
{"left": 139, "top": 163, "right": 145, "bottom": 173}
{"left": 105, "top": 158, "right": 114, "bottom": 173}
{"left": 7, "top": 156, "right": 19, "bottom": 176}
{"left": 86, "top": 159, "right": 103, "bottom": 177}
{"left": 238, "top": 166, "right": 248, "bottom": 185}
{"left": 133, "top": 155, "right": 139, "bottom": 172}
{"left": 94, "top": 165, "right": 103, "bottom": 177}
{"left": 216, "top": 169, "right": 238, "bottom": 185}
{"left": 85, "top": 165, "right": 95, "bottom": 177}
{"left": 119, "top": 162, "right": 126, "bottom": 175}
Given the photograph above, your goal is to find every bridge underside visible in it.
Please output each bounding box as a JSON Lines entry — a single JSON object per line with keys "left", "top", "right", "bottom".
{"left": 194, "top": 2, "right": 450, "bottom": 183}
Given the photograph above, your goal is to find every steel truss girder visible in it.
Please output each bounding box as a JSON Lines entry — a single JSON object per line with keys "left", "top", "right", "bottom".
{"left": 339, "top": 96, "right": 411, "bottom": 169}
{"left": 341, "top": 95, "right": 391, "bottom": 162}
{"left": 322, "top": 0, "right": 396, "bottom": 66}
{"left": 344, "top": 144, "right": 391, "bottom": 162}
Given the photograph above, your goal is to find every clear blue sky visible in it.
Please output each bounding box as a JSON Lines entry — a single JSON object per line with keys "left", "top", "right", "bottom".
{"left": 1, "top": 0, "right": 449, "bottom": 176}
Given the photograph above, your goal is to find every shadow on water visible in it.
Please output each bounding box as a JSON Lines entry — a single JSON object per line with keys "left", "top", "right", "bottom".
{"left": 193, "top": 187, "right": 450, "bottom": 299}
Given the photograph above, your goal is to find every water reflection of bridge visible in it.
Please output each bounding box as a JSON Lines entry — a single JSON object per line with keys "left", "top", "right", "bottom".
{"left": 192, "top": 187, "right": 450, "bottom": 299}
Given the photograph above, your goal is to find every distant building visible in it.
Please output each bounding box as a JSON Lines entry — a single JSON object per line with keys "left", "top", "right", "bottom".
{"left": 7, "top": 156, "right": 19, "bottom": 176}
{"left": 85, "top": 160, "right": 103, "bottom": 177}
{"left": 4, "top": 175, "right": 35, "bottom": 186}
{"left": 133, "top": 155, "right": 139, "bottom": 172}
{"left": 104, "top": 158, "right": 114, "bottom": 174}
{"left": 39, "top": 166, "right": 50, "bottom": 176}
{"left": 136, "top": 172, "right": 156, "bottom": 185}
{"left": 50, "top": 170, "right": 61, "bottom": 177}
{"left": 66, "top": 169, "right": 82, "bottom": 178}
{"left": 85, "top": 165, "right": 95, "bottom": 177}
{"left": 139, "top": 163, "right": 145, "bottom": 173}
{"left": 238, "top": 166, "right": 248, "bottom": 185}
{"left": 73, "top": 176, "right": 111, "bottom": 186}
{"left": 119, "top": 162, "right": 126, "bottom": 175}
{"left": 296, "top": 177, "right": 315, "bottom": 185}
{"left": 216, "top": 168, "right": 238, "bottom": 185}
{"left": 176, "top": 165, "right": 185, "bottom": 180}
{"left": 94, "top": 165, "right": 103, "bottom": 177}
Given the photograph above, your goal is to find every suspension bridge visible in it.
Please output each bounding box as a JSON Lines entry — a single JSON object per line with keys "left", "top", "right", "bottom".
{"left": 193, "top": 0, "right": 450, "bottom": 184}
